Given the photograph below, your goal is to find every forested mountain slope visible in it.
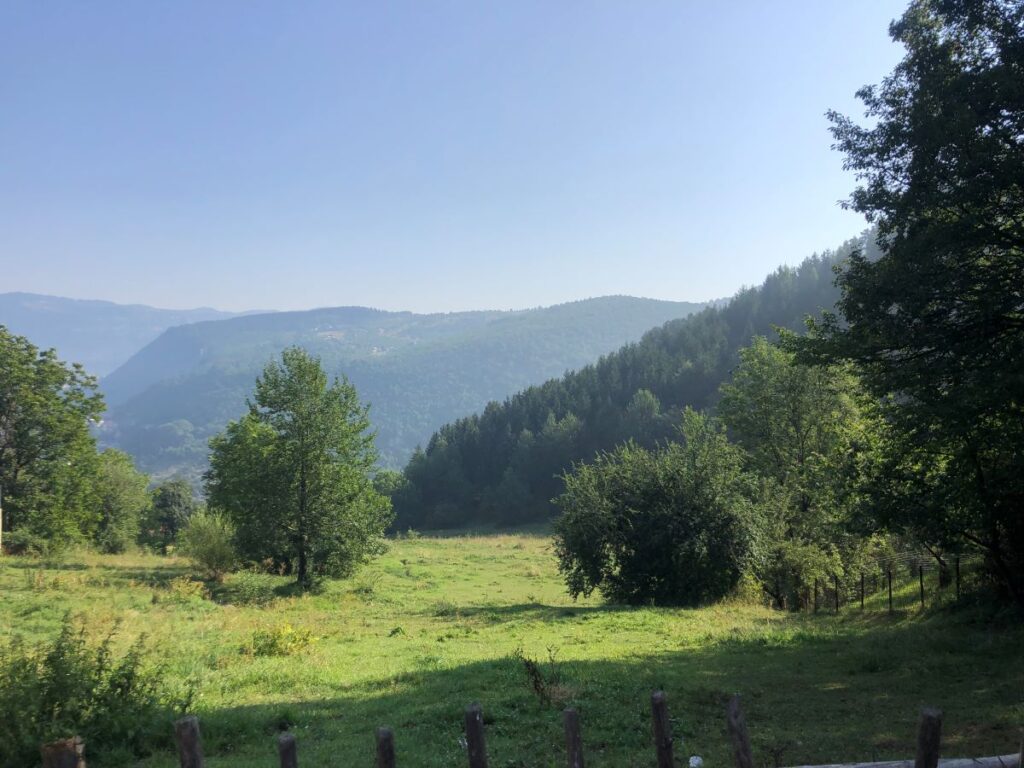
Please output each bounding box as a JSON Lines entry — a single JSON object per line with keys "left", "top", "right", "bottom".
{"left": 0, "top": 292, "right": 243, "bottom": 376}
{"left": 395, "top": 234, "right": 879, "bottom": 529}
{"left": 99, "top": 296, "right": 705, "bottom": 479}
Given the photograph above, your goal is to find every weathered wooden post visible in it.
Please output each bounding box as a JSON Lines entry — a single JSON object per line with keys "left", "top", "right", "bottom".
{"left": 465, "top": 702, "right": 488, "bottom": 768}
{"left": 376, "top": 727, "right": 396, "bottom": 768}
{"left": 726, "top": 695, "right": 755, "bottom": 768}
{"left": 919, "top": 565, "right": 925, "bottom": 608}
{"left": 650, "top": 691, "right": 674, "bottom": 768}
{"left": 914, "top": 708, "right": 942, "bottom": 768}
{"left": 278, "top": 732, "right": 298, "bottom": 768}
{"left": 41, "top": 737, "right": 85, "bottom": 768}
{"left": 174, "top": 716, "right": 205, "bottom": 768}
{"left": 834, "top": 574, "right": 840, "bottom": 613}
{"left": 563, "top": 708, "right": 585, "bottom": 768}
{"left": 888, "top": 569, "right": 893, "bottom": 613}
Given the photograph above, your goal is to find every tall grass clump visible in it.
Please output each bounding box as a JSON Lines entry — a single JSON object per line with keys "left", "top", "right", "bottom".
{"left": 179, "top": 510, "right": 237, "bottom": 582}
{"left": 0, "top": 622, "right": 175, "bottom": 767}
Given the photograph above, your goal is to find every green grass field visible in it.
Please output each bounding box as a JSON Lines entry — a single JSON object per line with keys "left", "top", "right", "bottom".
{"left": 2, "top": 533, "right": 1022, "bottom": 767}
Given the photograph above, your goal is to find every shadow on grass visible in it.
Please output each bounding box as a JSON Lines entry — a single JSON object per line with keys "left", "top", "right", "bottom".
{"left": 102, "top": 564, "right": 190, "bottom": 588}
{"left": 394, "top": 523, "right": 553, "bottom": 540}
{"left": 203, "top": 574, "right": 327, "bottom": 607}
{"left": 441, "top": 601, "right": 636, "bottom": 623}
{"left": 133, "top": 610, "right": 1024, "bottom": 768}
{"left": 1, "top": 558, "right": 89, "bottom": 571}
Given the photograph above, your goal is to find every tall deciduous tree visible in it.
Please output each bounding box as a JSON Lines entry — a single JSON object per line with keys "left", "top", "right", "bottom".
{"left": 718, "top": 337, "right": 875, "bottom": 607}
{"left": 141, "top": 478, "right": 200, "bottom": 553}
{"left": 789, "top": 0, "right": 1024, "bottom": 604}
{"left": 206, "top": 347, "right": 391, "bottom": 585}
{"left": 94, "top": 449, "right": 151, "bottom": 554}
{"left": 0, "top": 326, "right": 104, "bottom": 545}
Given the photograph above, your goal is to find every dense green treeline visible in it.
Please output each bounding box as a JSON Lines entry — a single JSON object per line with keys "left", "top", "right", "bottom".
{"left": 786, "top": 0, "right": 1024, "bottom": 606}
{"left": 394, "top": 234, "right": 883, "bottom": 529}
{"left": 547, "top": 0, "right": 1024, "bottom": 609}
{"left": 0, "top": 326, "right": 204, "bottom": 555}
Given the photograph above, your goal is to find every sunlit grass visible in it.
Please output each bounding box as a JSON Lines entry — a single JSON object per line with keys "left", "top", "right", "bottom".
{"left": 1, "top": 534, "right": 1021, "bottom": 767}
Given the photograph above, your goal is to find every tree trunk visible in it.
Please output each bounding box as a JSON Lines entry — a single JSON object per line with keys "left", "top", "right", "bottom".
{"left": 296, "top": 458, "right": 309, "bottom": 587}
{"left": 297, "top": 546, "right": 308, "bottom": 586}
{"left": 966, "top": 444, "right": 1024, "bottom": 611}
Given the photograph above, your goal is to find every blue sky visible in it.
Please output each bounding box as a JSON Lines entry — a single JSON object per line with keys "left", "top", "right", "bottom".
{"left": 0, "top": 1, "right": 906, "bottom": 313}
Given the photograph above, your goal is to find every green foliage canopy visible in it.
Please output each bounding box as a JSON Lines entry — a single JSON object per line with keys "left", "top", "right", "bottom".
{"left": 0, "top": 326, "right": 105, "bottom": 545}
{"left": 206, "top": 347, "right": 392, "bottom": 585}
{"left": 141, "top": 479, "right": 200, "bottom": 553}
{"left": 94, "top": 449, "right": 151, "bottom": 554}
{"left": 788, "top": 0, "right": 1024, "bottom": 604}
{"left": 718, "top": 337, "right": 877, "bottom": 607}
{"left": 553, "top": 410, "right": 758, "bottom": 606}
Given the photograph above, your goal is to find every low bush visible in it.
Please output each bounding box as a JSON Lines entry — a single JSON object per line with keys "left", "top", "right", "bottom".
{"left": 227, "top": 571, "right": 278, "bottom": 606}
{"left": 512, "top": 647, "right": 571, "bottom": 708}
{"left": 179, "top": 511, "right": 236, "bottom": 582}
{"left": 158, "top": 576, "right": 210, "bottom": 604}
{"left": 0, "top": 621, "right": 174, "bottom": 767}
{"left": 245, "top": 624, "right": 316, "bottom": 657}
{"left": 432, "top": 599, "right": 459, "bottom": 617}
{"left": 3, "top": 528, "right": 52, "bottom": 557}
{"left": 351, "top": 571, "right": 384, "bottom": 599}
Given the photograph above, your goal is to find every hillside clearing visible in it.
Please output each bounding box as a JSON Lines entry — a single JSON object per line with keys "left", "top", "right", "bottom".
{"left": 1, "top": 533, "right": 1021, "bottom": 768}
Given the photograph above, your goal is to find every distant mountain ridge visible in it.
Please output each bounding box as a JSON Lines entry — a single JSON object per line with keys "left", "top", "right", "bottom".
{"left": 99, "top": 295, "right": 707, "bottom": 479}
{"left": 0, "top": 292, "right": 251, "bottom": 376}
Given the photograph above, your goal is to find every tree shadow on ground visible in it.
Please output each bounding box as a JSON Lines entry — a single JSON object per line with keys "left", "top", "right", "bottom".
{"left": 2, "top": 559, "right": 89, "bottom": 572}
{"left": 98, "top": 563, "right": 190, "bottom": 588}
{"left": 435, "top": 601, "right": 635, "bottom": 623}
{"left": 132, "top": 611, "right": 1024, "bottom": 768}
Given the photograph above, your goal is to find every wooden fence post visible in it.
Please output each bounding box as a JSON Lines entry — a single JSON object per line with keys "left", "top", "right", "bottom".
{"left": 650, "top": 691, "right": 674, "bottom": 768}
{"left": 465, "top": 702, "right": 488, "bottom": 768}
{"left": 834, "top": 574, "right": 840, "bottom": 613}
{"left": 278, "top": 732, "right": 298, "bottom": 768}
{"left": 41, "top": 737, "right": 85, "bottom": 768}
{"left": 563, "top": 708, "right": 585, "bottom": 768}
{"left": 914, "top": 708, "right": 942, "bottom": 768}
{"left": 726, "top": 695, "right": 755, "bottom": 768}
{"left": 919, "top": 566, "right": 925, "bottom": 608}
{"left": 955, "top": 557, "right": 961, "bottom": 600}
{"left": 174, "top": 716, "right": 205, "bottom": 768}
{"left": 888, "top": 569, "right": 893, "bottom": 613}
{"left": 376, "top": 727, "right": 396, "bottom": 768}
{"left": 860, "top": 573, "right": 865, "bottom": 610}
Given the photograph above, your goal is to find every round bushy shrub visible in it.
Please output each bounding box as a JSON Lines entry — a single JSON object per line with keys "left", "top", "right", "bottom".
{"left": 554, "top": 410, "right": 757, "bottom": 606}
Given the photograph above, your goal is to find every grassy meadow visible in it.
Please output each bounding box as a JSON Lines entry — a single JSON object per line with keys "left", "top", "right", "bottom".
{"left": 1, "top": 532, "right": 1022, "bottom": 767}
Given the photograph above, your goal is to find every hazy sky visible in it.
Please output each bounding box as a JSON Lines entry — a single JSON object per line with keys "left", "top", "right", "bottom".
{"left": 0, "top": 1, "right": 906, "bottom": 313}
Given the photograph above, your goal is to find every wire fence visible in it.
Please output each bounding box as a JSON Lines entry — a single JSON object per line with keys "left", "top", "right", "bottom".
{"left": 807, "top": 551, "right": 989, "bottom": 615}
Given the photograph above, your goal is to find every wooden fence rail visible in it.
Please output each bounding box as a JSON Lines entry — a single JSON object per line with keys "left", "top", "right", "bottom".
{"left": 41, "top": 694, "right": 1023, "bottom": 768}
